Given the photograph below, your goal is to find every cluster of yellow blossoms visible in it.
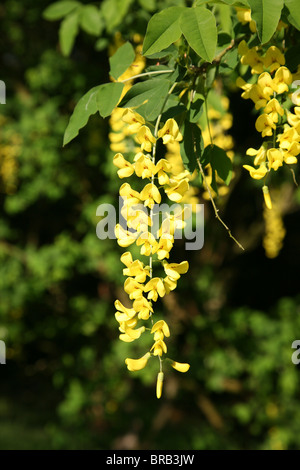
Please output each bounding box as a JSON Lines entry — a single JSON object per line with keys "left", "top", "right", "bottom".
{"left": 0, "top": 115, "right": 21, "bottom": 194}
{"left": 113, "top": 109, "right": 190, "bottom": 398}
{"left": 263, "top": 190, "right": 286, "bottom": 259}
{"left": 237, "top": 42, "right": 299, "bottom": 209}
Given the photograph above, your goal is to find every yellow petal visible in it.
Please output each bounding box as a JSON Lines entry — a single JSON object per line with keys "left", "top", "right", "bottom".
{"left": 125, "top": 352, "right": 151, "bottom": 371}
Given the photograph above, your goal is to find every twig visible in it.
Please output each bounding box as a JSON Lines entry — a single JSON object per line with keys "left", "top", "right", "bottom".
{"left": 196, "top": 157, "right": 245, "bottom": 251}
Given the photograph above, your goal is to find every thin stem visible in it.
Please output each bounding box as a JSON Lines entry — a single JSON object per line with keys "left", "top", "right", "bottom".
{"left": 120, "top": 70, "right": 174, "bottom": 84}
{"left": 197, "top": 157, "right": 245, "bottom": 251}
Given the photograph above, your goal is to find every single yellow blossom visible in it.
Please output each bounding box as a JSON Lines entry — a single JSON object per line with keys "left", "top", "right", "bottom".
{"left": 156, "top": 371, "right": 164, "bottom": 399}
{"left": 163, "top": 260, "right": 189, "bottom": 281}
{"left": 165, "top": 179, "right": 189, "bottom": 202}
{"left": 133, "top": 296, "right": 153, "bottom": 320}
{"left": 155, "top": 159, "right": 171, "bottom": 185}
{"left": 144, "top": 277, "right": 166, "bottom": 302}
{"left": 255, "top": 114, "right": 276, "bottom": 137}
{"left": 264, "top": 98, "right": 284, "bottom": 123}
{"left": 124, "top": 277, "right": 144, "bottom": 300}
{"left": 122, "top": 108, "right": 145, "bottom": 133}
{"left": 140, "top": 183, "right": 161, "bottom": 208}
{"left": 157, "top": 119, "right": 183, "bottom": 144}
{"left": 115, "top": 224, "right": 137, "bottom": 247}
{"left": 113, "top": 153, "right": 135, "bottom": 178}
{"left": 273, "top": 67, "right": 292, "bottom": 94}
{"left": 125, "top": 352, "right": 151, "bottom": 371}
{"left": 267, "top": 148, "right": 284, "bottom": 171}
{"left": 264, "top": 46, "right": 285, "bottom": 73}
{"left": 169, "top": 360, "right": 190, "bottom": 373}
{"left": 134, "top": 154, "right": 157, "bottom": 179}
{"left": 151, "top": 339, "right": 167, "bottom": 356}
{"left": 262, "top": 185, "right": 272, "bottom": 210}
{"left": 151, "top": 320, "right": 170, "bottom": 339}
{"left": 136, "top": 125, "right": 156, "bottom": 152}
{"left": 243, "top": 163, "right": 268, "bottom": 179}
{"left": 153, "top": 234, "right": 174, "bottom": 260}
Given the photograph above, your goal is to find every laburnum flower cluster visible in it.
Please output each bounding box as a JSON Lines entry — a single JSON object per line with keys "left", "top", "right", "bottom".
{"left": 113, "top": 109, "right": 190, "bottom": 399}
{"left": 237, "top": 42, "right": 300, "bottom": 210}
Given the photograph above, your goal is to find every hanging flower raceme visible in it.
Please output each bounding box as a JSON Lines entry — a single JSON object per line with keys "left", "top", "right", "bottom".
{"left": 237, "top": 42, "right": 300, "bottom": 210}
{"left": 112, "top": 108, "right": 190, "bottom": 398}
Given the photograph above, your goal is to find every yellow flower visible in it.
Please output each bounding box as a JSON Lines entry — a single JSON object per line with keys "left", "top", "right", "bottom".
{"left": 257, "top": 72, "right": 276, "bottom": 98}
{"left": 163, "top": 276, "right": 177, "bottom": 294}
{"left": 133, "top": 296, "right": 153, "bottom": 320}
{"left": 114, "top": 299, "right": 136, "bottom": 322}
{"left": 273, "top": 66, "right": 292, "bottom": 94}
{"left": 123, "top": 260, "right": 150, "bottom": 283}
{"left": 124, "top": 277, "right": 144, "bottom": 300}
{"left": 277, "top": 125, "right": 300, "bottom": 149}
{"left": 140, "top": 183, "right": 161, "bottom": 208}
{"left": 134, "top": 154, "right": 156, "bottom": 179}
{"left": 163, "top": 260, "right": 189, "bottom": 281}
{"left": 119, "top": 183, "right": 141, "bottom": 206}
{"left": 264, "top": 46, "right": 285, "bottom": 73}
{"left": 136, "top": 231, "right": 158, "bottom": 256}
{"left": 283, "top": 141, "right": 300, "bottom": 164}
{"left": 153, "top": 234, "right": 174, "bottom": 260}
{"left": 122, "top": 108, "right": 145, "bottom": 133}
{"left": 248, "top": 85, "right": 269, "bottom": 110}
{"left": 125, "top": 352, "right": 151, "bottom": 371}
{"left": 165, "top": 179, "right": 189, "bottom": 202}
{"left": 262, "top": 185, "right": 272, "bottom": 210}
{"left": 255, "top": 114, "right": 276, "bottom": 137}
{"left": 136, "top": 125, "right": 156, "bottom": 152}
{"left": 156, "top": 371, "right": 164, "bottom": 399}
{"left": 287, "top": 107, "right": 300, "bottom": 128}
{"left": 115, "top": 224, "right": 137, "bottom": 247}
{"left": 169, "top": 360, "right": 190, "bottom": 373}
{"left": 157, "top": 119, "right": 183, "bottom": 144}
{"left": 151, "top": 339, "right": 167, "bottom": 356}
{"left": 155, "top": 158, "right": 171, "bottom": 185}
{"left": 121, "top": 205, "right": 151, "bottom": 232}
{"left": 151, "top": 320, "right": 170, "bottom": 340}
{"left": 264, "top": 98, "right": 284, "bottom": 124}
{"left": 241, "top": 48, "right": 264, "bottom": 75}
{"left": 144, "top": 277, "right": 166, "bottom": 302}
{"left": 246, "top": 144, "right": 267, "bottom": 166}
{"left": 267, "top": 148, "right": 284, "bottom": 171}
{"left": 113, "top": 153, "right": 134, "bottom": 178}
{"left": 119, "top": 320, "right": 145, "bottom": 342}
{"left": 243, "top": 163, "right": 268, "bottom": 179}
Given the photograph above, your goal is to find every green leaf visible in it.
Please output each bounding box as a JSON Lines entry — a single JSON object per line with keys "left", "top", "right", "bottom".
{"left": 109, "top": 42, "right": 135, "bottom": 80}
{"left": 202, "top": 144, "right": 232, "bottom": 186}
{"left": 180, "top": 121, "right": 203, "bottom": 173}
{"left": 96, "top": 82, "right": 124, "bottom": 118}
{"left": 100, "top": 0, "right": 134, "bottom": 33}
{"left": 63, "top": 86, "right": 101, "bottom": 146}
{"left": 79, "top": 5, "right": 103, "bottom": 36}
{"left": 189, "top": 95, "right": 204, "bottom": 123}
{"left": 180, "top": 7, "right": 217, "bottom": 63}
{"left": 119, "top": 79, "right": 170, "bottom": 110}
{"left": 142, "top": 7, "right": 184, "bottom": 56}
{"left": 196, "top": 0, "right": 249, "bottom": 5}
{"left": 43, "top": 1, "right": 80, "bottom": 20}
{"left": 248, "top": 0, "right": 284, "bottom": 43}
{"left": 284, "top": 0, "right": 300, "bottom": 30}
{"left": 59, "top": 11, "right": 79, "bottom": 56}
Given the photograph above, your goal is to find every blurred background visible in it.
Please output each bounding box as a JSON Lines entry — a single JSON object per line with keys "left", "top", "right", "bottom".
{"left": 1, "top": 0, "right": 300, "bottom": 450}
